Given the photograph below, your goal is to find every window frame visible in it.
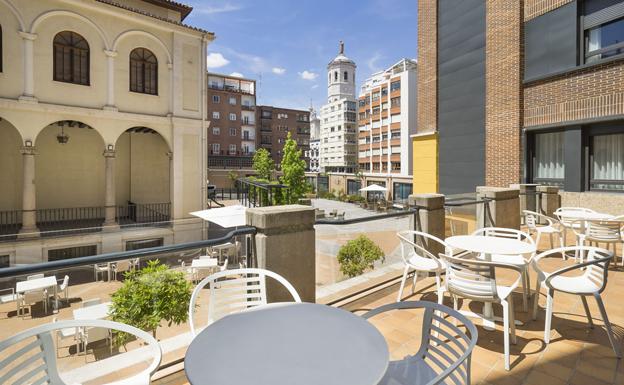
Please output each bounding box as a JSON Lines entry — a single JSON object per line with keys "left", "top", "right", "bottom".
{"left": 129, "top": 47, "right": 158, "bottom": 95}
{"left": 212, "top": 127, "right": 220, "bottom": 135}
{"left": 53, "top": 31, "right": 90, "bottom": 86}
{"left": 212, "top": 111, "right": 220, "bottom": 120}
{"left": 581, "top": 2, "right": 624, "bottom": 65}
{"left": 589, "top": 131, "right": 624, "bottom": 192}
{"left": 212, "top": 95, "right": 220, "bottom": 103}
{"left": 229, "top": 113, "right": 237, "bottom": 121}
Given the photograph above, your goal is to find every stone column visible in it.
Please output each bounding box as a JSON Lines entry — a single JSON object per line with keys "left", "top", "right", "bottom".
{"left": 510, "top": 183, "right": 538, "bottom": 224}
{"left": 536, "top": 185, "right": 560, "bottom": 218}
{"left": 104, "top": 50, "right": 117, "bottom": 110}
{"left": 168, "top": 63, "right": 174, "bottom": 116}
{"left": 19, "top": 32, "right": 37, "bottom": 102}
{"left": 19, "top": 145, "right": 39, "bottom": 236}
{"left": 476, "top": 187, "right": 520, "bottom": 230}
{"left": 103, "top": 148, "right": 118, "bottom": 227}
{"left": 408, "top": 193, "right": 445, "bottom": 257}
{"left": 246, "top": 205, "right": 316, "bottom": 303}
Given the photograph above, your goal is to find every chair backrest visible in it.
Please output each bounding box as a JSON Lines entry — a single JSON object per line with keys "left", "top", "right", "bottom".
{"left": 0, "top": 319, "right": 161, "bottom": 385}
{"left": 59, "top": 275, "right": 69, "bottom": 290}
{"left": 363, "top": 301, "right": 478, "bottom": 385}
{"left": 586, "top": 220, "right": 623, "bottom": 242}
{"left": 396, "top": 230, "right": 447, "bottom": 269}
{"left": 115, "top": 260, "right": 132, "bottom": 272}
{"left": 82, "top": 298, "right": 101, "bottom": 308}
{"left": 27, "top": 274, "right": 44, "bottom": 281}
{"left": 523, "top": 210, "right": 556, "bottom": 231}
{"left": 471, "top": 227, "right": 534, "bottom": 245}
{"left": 189, "top": 268, "right": 302, "bottom": 336}
{"left": 220, "top": 258, "right": 228, "bottom": 272}
{"left": 441, "top": 253, "right": 501, "bottom": 302}
{"left": 23, "top": 290, "right": 44, "bottom": 304}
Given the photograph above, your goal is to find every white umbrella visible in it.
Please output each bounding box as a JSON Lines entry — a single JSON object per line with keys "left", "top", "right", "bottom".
{"left": 190, "top": 205, "right": 247, "bottom": 228}
{"left": 359, "top": 184, "right": 388, "bottom": 192}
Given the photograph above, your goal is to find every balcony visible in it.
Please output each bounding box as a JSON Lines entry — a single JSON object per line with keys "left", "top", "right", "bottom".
{"left": 208, "top": 83, "right": 255, "bottom": 96}
{"left": 208, "top": 155, "right": 254, "bottom": 169}
{"left": 260, "top": 126, "right": 272, "bottom": 132}
{"left": 241, "top": 105, "right": 256, "bottom": 111}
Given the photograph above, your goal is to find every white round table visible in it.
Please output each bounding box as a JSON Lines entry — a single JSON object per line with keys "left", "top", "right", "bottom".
{"left": 185, "top": 302, "right": 389, "bottom": 385}
{"left": 446, "top": 235, "right": 536, "bottom": 330}
{"left": 557, "top": 211, "right": 613, "bottom": 221}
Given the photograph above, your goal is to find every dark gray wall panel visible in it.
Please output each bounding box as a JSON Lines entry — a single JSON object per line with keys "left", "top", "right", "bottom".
{"left": 525, "top": 1, "right": 578, "bottom": 80}
{"left": 564, "top": 126, "right": 584, "bottom": 192}
{"left": 438, "top": 0, "right": 486, "bottom": 195}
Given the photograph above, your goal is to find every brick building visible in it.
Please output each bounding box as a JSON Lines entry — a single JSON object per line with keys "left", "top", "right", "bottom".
{"left": 207, "top": 73, "right": 257, "bottom": 169}
{"left": 256, "top": 106, "right": 311, "bottom": 169}
{"left": 414, "top": 0, "right": 624, "bottom": 203}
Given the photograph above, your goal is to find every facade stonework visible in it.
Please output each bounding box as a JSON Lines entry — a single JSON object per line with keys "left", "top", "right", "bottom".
{"left": 524, "top": 0, "right": 574, "bottom": 21}
{"left": 416, "top": 0, "right": 437, "bottom": 134}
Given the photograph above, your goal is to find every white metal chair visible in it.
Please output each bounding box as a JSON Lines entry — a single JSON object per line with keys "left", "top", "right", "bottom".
{"left": 523, "top": 210, "right": 564, "bottom": 252}
{"left": 189, "top": 268, "right": 302, "bottom": 336}
{"left": 396, "top": 231, "right": 448, "bottom": 303}
{"left": 554, "top": 207, "right": 596, "bottom": 246}
{"left": 19, "top": 288, "right": 48, "bottom": 318}
{"left": 55, "top": 275, "right": 70, "bottom": 304}
{"left": 363, "top": 301, "right": 478, "bottom": 385}
{"left": 112, "top": 260, "right": 133, "bottom": 280}
{"left": 581, "top": 220, "right": 624, "bottom": 265}
{"left": 441, "top": 252, "right": 522, "bottom": 370}
{"left": 471, "top": 227, "right": 535, "bottom": 311}
{"left": 0, "top": 319, "right": 162, "bottom": 385}
{"left": 27, "top": 274, "right": 44, "bottom": 280}
{"left": 53, "top": 316, "right": 79, "bottom": 357}
{"left": 531, "top": 246, "right": 621, "bottom": 357}
{"left": 94, "top": 263, "right": 110, "bottom": 281}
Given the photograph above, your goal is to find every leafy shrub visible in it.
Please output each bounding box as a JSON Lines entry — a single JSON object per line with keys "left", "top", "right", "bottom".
{"left": 337, "top": 236, "right": 385, "bottom": 278}
{"left": 110, "top": 260, "right": 192, "bottom": 343}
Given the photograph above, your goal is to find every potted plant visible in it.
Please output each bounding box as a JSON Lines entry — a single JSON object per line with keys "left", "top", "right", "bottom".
{"left": 337, "top": 235, "right": 385, "bottom": 278}
{"left": 110, "top": 260, "right": 192, "bottom": 343}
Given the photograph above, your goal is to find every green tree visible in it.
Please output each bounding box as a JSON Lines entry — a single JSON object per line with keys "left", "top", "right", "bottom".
{"left": 337, "top": 235, "right": 385, "bottom": 278}
{"left": 227, "top": 170, "right": 239, "bottom": 188}
{"left": 110, "top": 260, "right": 192, "bottom": 342}
{"left": 280, "top": 132, "right": 308, "bottom": 203}
{"left": 252, "top": 148, "right": 275, "bottom": 180}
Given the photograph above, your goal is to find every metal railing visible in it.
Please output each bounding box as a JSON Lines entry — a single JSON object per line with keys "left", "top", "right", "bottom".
{"left": 36, "top": 207, "right": 106, "bottom": 236}
{"left": 208, "top": 156, "right": 254, "bottom": 169}
{"left": 0, "top": 210, "right": 21, "bottom": 237}
{"left": 444, "top": 196, "right": 494, "bottom": 236}
{"left": 117, "top": 202, "right": 171, "bottom": 227}
{"left": 237, "top": 178, "right": 290, "bottom": 208}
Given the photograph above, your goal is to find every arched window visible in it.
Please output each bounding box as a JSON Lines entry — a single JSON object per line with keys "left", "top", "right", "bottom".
{"left": 329, "top": 73, "right": 331, "bottom": 83}
{"left": 130, "top": 48, "right": 158, "bottom": 95}
{"left": 53, "top": 31, "right": 90, "bottom": 85}
{"left": 344, "top": 71, "right": 348, "bottom": 81}
{"left": 334, "top": 71, "right": 338, "bottom": 81}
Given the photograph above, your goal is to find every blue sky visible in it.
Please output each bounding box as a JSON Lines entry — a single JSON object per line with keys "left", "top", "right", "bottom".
{"left": 183, "top": 0, "right": 418, "bottom": 110}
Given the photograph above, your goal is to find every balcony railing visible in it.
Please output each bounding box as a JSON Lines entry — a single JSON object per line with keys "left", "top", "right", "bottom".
{"left": 117, "top": 202, "right": 171, "bottom": 227}
{"left": 241, "top": 105, "right": 256, "bottom": 111}
{"left": 208, "top": 83, "right": 254, "bottom": 96}
{"left": 208, "top": 156, "right": 254, "bottom": 169}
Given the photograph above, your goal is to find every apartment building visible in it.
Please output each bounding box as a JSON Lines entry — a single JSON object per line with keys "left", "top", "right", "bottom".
{"left": 358, "top": 58, "right": 417, "bottom": 177}
{"left": 415, "top": 0, "right": 624, "bottom": 208}
{"left": 256, "top": 106, "right": 311, "bottom": 168}
{"left": 207, "top": 73, "right": 257, "bottom": 168}
{"left": 0, "top": 0, "right": 211, "bottom": 263}
{"left": 320, "top": 42, "right": 358, "bottom": 173}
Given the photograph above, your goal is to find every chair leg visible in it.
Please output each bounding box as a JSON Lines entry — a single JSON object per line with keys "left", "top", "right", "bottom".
{"left": 502, "top": 299, "right": 511, "bottom": 371}
{"left": 521, "top": 268, "right": 529, "bottom": 312}
{"left": 580, "top": 296, "right": 594, "bottom": 329}
{"left": 535, "top": 232, "right": 542, "bottom": 251}
{"left": 411, "top": 271, "right": 418, "bottom": 294}
{"left": 544, "top": 289, "right": 555, "bottom": 344}
{"left": 594, "top": 293, "right": 622, "bottom": 358}
{"left": 396, "top": 266, "right": 409, "bottom": 302}
{"left": 435, "top": 273, "right": 444, "bottom": 305}
{"left": 509, "top": 294, "right": 517, "bottom": 345}
{"left": 549, "top": 233, "right": 554, "bottom": 249}
{"left": 559, "top": 233, "right": 565, "bottom": 259}
{"left": 532, "top": 279, "right": 541, "bottom": 321}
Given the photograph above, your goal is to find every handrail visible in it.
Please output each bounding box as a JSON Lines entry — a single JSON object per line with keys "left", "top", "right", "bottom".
{"left": 315, "top": 208, "right": 418, "bottom": 225}
{"left": 443, "top": 197, "right": 491, "bottom": 207}
{"left": 0, "top": 226, "right": 256, "bottom": 279}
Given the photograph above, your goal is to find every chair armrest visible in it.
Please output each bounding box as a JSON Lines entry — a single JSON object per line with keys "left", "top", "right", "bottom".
{"left": 544, "top": 254, "right": 612, "bottom": 289}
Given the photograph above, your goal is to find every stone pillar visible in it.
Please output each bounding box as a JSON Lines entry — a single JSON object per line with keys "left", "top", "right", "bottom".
{"left": 510, "top": 183, "right": 538, "bottom": 224}
{"left": 536, "top": 185, "right": 560, "bottom": 218}
{"left": 104, "top": 50, "right": 117, "bottom": 110}
{"left": 408, "top": 193, "right": 445, "bottom": 257}
{"left": 19, "top": 145, "right": 39, "bottom": 236}
{"left": 19, "top": 32, "right": 37, "bottom": 102}
{"left": 103, "top": 148, "right": 118, "bottom": 227}
{"left": 168, "top": 63, "right": 174, "bottom": 115}
{"left": 476, "top": 187, "right": 520, "bottom": 230}
{"left": 246, "top": 205, "right": 316, "bottom": 303}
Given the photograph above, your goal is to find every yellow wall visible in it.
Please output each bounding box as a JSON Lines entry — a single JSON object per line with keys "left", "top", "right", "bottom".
{"left": 412, "top": 133, "right": 438, "bottom": 193}
{"left": 0, "top": 120, "right": 23, "bottom": 210}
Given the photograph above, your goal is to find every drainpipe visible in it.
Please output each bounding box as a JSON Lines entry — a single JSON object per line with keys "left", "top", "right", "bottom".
{"left": 201, "top": 33, "right": 209, "bottom": 211}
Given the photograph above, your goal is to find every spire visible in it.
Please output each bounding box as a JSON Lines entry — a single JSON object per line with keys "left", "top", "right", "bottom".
{"left": 339, "top": 40, "right": 344, "bottom": 54}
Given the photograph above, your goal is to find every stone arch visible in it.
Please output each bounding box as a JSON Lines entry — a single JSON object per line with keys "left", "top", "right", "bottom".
{"left": 30, "top": 10, "right": 111, "bottom": 50}
{"left": 112, "top": 30, "right": 172, "bottom": 65}
{"left": 114, "top": 127, "right": 171, "bottom": 207}
{"left": 0, "top": 115, "right": 24, "bottom": 211}
{"left": 0, "top": 0, "right": 26, "bottom": 31}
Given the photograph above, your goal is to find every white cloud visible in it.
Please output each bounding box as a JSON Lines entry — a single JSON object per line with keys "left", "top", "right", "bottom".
{"left": 272, "top": 67, "right": 286, "bottom": 75}
{"left": 206, "top": 52, "right": 229, "bottom": 69}
{"left": 229, "top": 72, "right": 244, "bottom": 78}
{"left": 311, "top": 84, "right": 319, "bottom": 89}
{"left": 299, "top": 70, "right": 318, "bottom": 80}
{"left": 367, "top": 52, "right": 383, "bottom": 72}
{"left": 195, "top": 3, "right": 242, "bottom": 15}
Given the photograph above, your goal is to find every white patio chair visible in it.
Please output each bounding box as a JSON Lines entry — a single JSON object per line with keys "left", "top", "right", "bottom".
{"left": 53, "top": 316, "right": 79, "bottom": 357}
{"left": 19, "top": 288, "right": 48, "bottom": 318}
{"left": 94, "top": 263, "right": 110, "bottom": 281}
{"left": 189, "top": 268, "right": 302, "bottom": 336}
{"left": 396, "top": 231, "right": 448, "bottom": 303}
{"left": 554, "top": 207, "right": 596, "bottom": 246}
{"left": 523, "top": 210, "right": 564, "bottom": 252}
{"left": 471, "top": 227, "right": 535, "bottom": 311}
{"left": 581, "top": 220, "right": 624, "bottom": 265}
{"left": 112, "top": 260, "right": 133, "bottom": 280}
{"left": 531, "top": 246, "right": 621, "bottom": 358}
{"left": 55, "top": 275, "right": 70, "bottom": 304}
{"left": 363, "top": 301, "right": 478, "bottom": 385}
{"left": 27, "top": 273, "right": 44, "bottom": 280}
{"left": 0, "top": 319, "right": 162, "bottom": 385}
{"left": 440, "top": 253, "right": 522, "bottom": 370}
{"left": 0, "top": 288, "right": 18, "bottom": 318}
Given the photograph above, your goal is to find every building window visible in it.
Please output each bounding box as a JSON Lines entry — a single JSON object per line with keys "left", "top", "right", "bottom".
{"left": 229, "top": 128, "right": 236, "bottom": 136}
{"left": 372, "top": 91, "right": 380, "bottom": 101}
{"left": 211, "top": 143, "right": 220, "bottom": 155}
{"left": 48, "top": 245, "right": 97, "bottom": 262}
{"left": 262, "top": 110, "right": 272, "bottom": 119}
{"left": 391, "top": 97, "right": 400, "bottom": 107}
{"left": 277, "top": 113, "right": 288, "bottom": 119}
{"left": 212, "top": 95, "right": 220, "bottom": 103}
{"left": 534, "top": 131, "right": 565, "bottom": 186}
{"left": 347, "top": 179, "right": 361, "bottom": 195}
{"left": 390, "top": 81, "right": 400, "bottom": 92}
{"left": 343, "top": 71, "right": 348, "bottom": 81}
{"left": 212, "top": 111, "right": 220, "bottom": 119}
{"left": 229, "top": 144, "right": 237, "bottom": 155}
{"left": 229, "top": 113, "right": 237, "bottom": 121}
{"left": 212, "top": 127, "right": 220, "bottom": 135}
{"left": 393, "top": 183, "right": 412, "bottom": 202}
{"left": 591, "top": 133, "right": 624, "bottom": 191}
{"left": 372, "top": 106, "right": 380, "bottom": 115}
{"left": 229, "top": 96, "right": 237, "bottom": 105}
{"left": 130, "top": 48, "right": 158, "bottom": 95}
{"left": 585, "top": 17, "right": 624, "bottom": 63}
{"left": 126, "top": 238, "right": 163, "bottom": 251}
{"left": 53, "top": 31, "right": 90, "bottom": 85}
{"left": 334, "top": 71, "right": 338, "bottom": 81}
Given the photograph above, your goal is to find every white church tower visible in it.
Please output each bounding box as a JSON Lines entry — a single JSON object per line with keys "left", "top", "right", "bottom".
{"left": 320, "top": 41, "right": 358, "bottom": 173}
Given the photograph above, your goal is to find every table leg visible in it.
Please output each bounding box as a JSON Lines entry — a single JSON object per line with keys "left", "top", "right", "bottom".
{"left": 54, "top": 285, "right": 58, "bottom": 314}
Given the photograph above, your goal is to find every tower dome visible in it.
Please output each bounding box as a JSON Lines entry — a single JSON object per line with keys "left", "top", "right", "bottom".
{"left": 327, "top": 41, "right": 356, "bottom": 102}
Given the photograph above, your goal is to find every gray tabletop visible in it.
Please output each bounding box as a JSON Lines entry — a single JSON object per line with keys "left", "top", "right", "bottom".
{"left": 185, "top": 302, "right": 389, "bottom": 385}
